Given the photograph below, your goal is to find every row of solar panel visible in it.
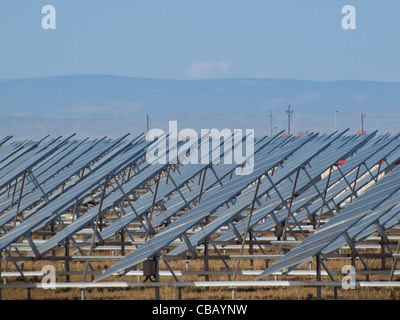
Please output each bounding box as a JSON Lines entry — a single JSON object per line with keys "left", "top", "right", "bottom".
{"left": 0, "top": 131, "right": 399, "bottom": 284}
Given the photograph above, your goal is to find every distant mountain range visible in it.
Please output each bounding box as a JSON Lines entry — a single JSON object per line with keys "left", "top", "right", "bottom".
{"left": 0, "top": 75, "right": 399, "bottom": 139}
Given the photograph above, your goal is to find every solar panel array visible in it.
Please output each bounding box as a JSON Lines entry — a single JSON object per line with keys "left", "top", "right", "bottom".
{"left": 0, "top": 130, "right": 399, "bottom": 287}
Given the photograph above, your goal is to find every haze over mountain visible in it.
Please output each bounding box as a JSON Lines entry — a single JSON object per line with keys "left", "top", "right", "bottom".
{"left": 1, "top": 75, "right": 399, "bottom": 139}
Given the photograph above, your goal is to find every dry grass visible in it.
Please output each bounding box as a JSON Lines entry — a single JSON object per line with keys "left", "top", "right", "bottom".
{"left": 1, "top": 247, "right": 400, "bottom": 300}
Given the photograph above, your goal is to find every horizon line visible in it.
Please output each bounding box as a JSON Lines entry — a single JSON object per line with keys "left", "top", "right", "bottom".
{"left": 1, "top": 74, "right": 400, "bottom": 84}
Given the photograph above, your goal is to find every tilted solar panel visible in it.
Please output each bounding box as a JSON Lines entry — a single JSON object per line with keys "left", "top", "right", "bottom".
{"left": 256, "top": 164, "right": 400, "bottom": 279}
{"left": 94, "top": 133, "right": 316, "bottom": 281}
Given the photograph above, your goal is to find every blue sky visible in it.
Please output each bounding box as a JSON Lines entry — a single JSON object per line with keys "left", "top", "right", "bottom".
{"left": 1, "top": 0, "right": 399, "bottom": 82}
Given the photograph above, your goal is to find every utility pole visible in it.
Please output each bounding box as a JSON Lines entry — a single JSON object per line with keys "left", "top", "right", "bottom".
{"left": 269, "top": 111, "right": 273, "bottom": 136}
{"left": 361, "top": 113, "right": 366, "bottom": 135}
{"left": 286, "top": 105, "right": 293, "bottom": 136}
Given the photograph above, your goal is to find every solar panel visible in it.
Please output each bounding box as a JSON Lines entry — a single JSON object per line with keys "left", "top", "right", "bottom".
{"left": 30, "top": 163, "right": 166, "bottom": 256}
{"left": 1, "top": 130, "right": 399, "bottom": 294}
{"left": 256, "top": 164, "right": 400, "bottom": 279}
{"left": 167, "top": 132, "right": 350, "bottom": 256}
{"left": 0, "top": 136, "right": 147, "bottom": 251}
{"left": 0, "top": 138, "right": 90, "bottom": 213}
{"left": 94, "top": 133, "right": 317, "bottom": 281}
{"left": 0, "top": 136, "right": 73, "bottom": 191}
{"left": 209, "top": 132, "right": 382, "bottom": 245}
{"left": 0, "top": 138, "right": 46, "bottom": 174}
{"left": 96, "top": 134, "right": 284, "bottom": 238}
{"left": 322, "top": 190, "right": 400, "bottom": 254}
{"left": 252, "top": 134, "right": 400, "bottom": 234}
{"left": 0, "top": 135, "right": 133, "bottom": 229}
{"left": 30, "top": 132, "right": 259, "bottom": 255}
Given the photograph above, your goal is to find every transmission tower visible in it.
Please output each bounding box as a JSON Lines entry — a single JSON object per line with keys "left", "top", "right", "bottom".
{"left": 361, "top": 113, "right": 366, "bottom": 135}
{"left": 146, "top": 115, "right": 150, "bottom": 141}
{"left": 286, "top": 105, "right": 293, "bottom": 135}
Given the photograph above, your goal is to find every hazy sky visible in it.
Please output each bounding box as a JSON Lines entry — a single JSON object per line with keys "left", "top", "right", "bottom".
{"left": 1, "top": 0, "right": 399, "bottom": 82}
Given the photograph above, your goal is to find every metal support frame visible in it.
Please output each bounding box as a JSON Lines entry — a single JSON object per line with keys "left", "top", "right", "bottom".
{"left": 13, "top": 171, "right": 27, "bottom": 228}
{"left": 288, "top": 168, "right": 301, "bottom": 209}
{"left": 336, "top": 164, "right": 358, "bottom": 199}
{"left": 112, "top": 174, "right": 153, "bottom": 238}
{"left": 65, "top": 239, "right": 70, "bottom": 287}
{"left": 319, "top": 257, "right": 338, "bottom": 300}
{"left": 317, "top": 166, "right": 333, "bottom": 228}
{"left": 166, "top": 170, "right": 190, "bottom": 209}
{"left": 302, "top": 166, "right": 335, "bottom": 221}
{"left": 350, "top": 164, "right": 361, "bottom": 202}
{"left": 82, "top": 176, "right": 109, "bottom": 282}
{"left": 155, "top": 255, "right": 160, "bottom": 300}
{"left": 232, "top": 177, "right": 262, "bottom": 281}
{"left": 4, "top": 133, "right": 400, "bottom": 301}
{"left": 362, "top": 162, "right": 376, "bottom": 180}
{"left": 302, "top": 205, "right": 313, "bottom": 225}
{"left": 147, "top": 171, "right": 162, "bottom": 235}
{"left": 27, "top": 170, "right": 50, "bottom": 204}
{"left": 10, "top": 177, "right": 19, "bottom": 206}
{"left": 264, "top": 172, "right": 305, "bottom": 241}
{"left": 389, "top": 240, "right": 400, "bottom": 281}
{"left": 4, "top": 248, "right": 31, "bottom": 300}
{"left": 343, "top": 231, "right": 370, "bottom": 274}
{"left": 374, "top": 221, "right": 393, "bottom": 270}
{"left": 228, "top": 221, "right": 243, "bottom": 242}
{"left": 209, "top": 166, "right": 224, "bottom": 187}
{"left": 248, "top": 232, "right": 267, "bottom": 255}
{"left": 330, "top": 199, "right": 340, "bottom": 214}
{"left": 211, "top": 243, "right": 232, "bottom": 274}
{"left": 375, "top": 160, "right": 384, "bottom": 182}
{"left": 316, "top": 255, "right": 322, "bottom": 300}
{"left": 182, "top": 233, "right": 197, "bottom": 258}
{"left": 204, "top": 241, "right": 209, "bottom": 290}
{"left": 163, "top": 260, "right": 182, "bottom": 299}
{"left": 198, "top": 167, "right": 208, "bottom": 203}
{"left": 26, "top": 235, "right": 40, "bottom": 259}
